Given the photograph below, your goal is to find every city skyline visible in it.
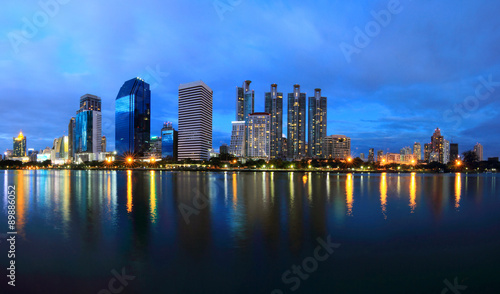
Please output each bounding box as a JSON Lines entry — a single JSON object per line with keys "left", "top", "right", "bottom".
{"left": 2, "top": 0, "right": 500, "bottom": 157}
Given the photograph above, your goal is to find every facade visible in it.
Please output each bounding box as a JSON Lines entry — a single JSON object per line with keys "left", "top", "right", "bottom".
{"left": 115, "top": 78, "right": 151, "bottom": 156}
{"left": 424, "top": 143, "right": 432, "bottom": 162}
{"left": 236, "top": 80, "right": 254, "bottom": 122}
{"left": 229, "top": 121, "right": 246, "bottom": 157}
{"left": 161, "top": 122, "right": 178, "bottom": 160}
{"left": 324, "top": 135, "right": 351, "bottom": 160}
{"left": 368, "top": 148, "right": 375, "bottom": 162}
{"left": 450, "top": 143, "right": 459, "bottom": 161}
{"left": 246, "top": 113, "right": 271, "bottom": 159}
{"left": 377, "top": 150, "right": 384, "bottom": 162}
{"left": 308, "top": 88, "right": 327, "bottom": 158}
{"left": 400, "top": 146, "right": 412, "bottom": 161}
{"left": 101, "top": 136, "right": 106, "bottom": 153}
{"left": 265, "top": 84, "right": 283, "bottom": 159}
{"left": 431, "top": 128, "right": 444, "bottom": 163}
{"left": 413, "top": 142, "right": 422, "bottom": 160}
{"left": 220, "top": 144, "right": 229, "bottom": 155}
{"left": 443, "top": 140, "right": 450, "bottom": 164}
{"left": 360, "top": 153, "right": 365, "bottom": 160}
{"left": 147, "top": 136, "right": 162, "bottom": 158}
{"left": 13, "top": 131, "right": 26, "bottom": 157}
{"left": 52, "top": 136, "right": 69, "bottom": 164}
{"left": 287, "top": 84, "right": 306, "bottom": 160}
{"left": 74, "top": 94, "right": 102, "bottom": 156}
{"left": 178, "top": 81, "right": 213, "bottom": 161}
{"left": 474, "top": 143, "right": 483, "bottom": 161}
{"left": 381, "top": 153, "right": 417, "bottom": 165}
{"left": 68, "top": 117, "right": 75, "bottom": 160}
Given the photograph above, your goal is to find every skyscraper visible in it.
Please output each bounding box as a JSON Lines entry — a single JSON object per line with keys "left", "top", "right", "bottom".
{"left": 115, "top": 78, "right": 151, "bottom": 156}
{"left": 178, "top": 81, "right": 213, "bottom": 161}
{"left": 287, "top": 84, "right": 306, "bottom": 160}
{"left": 74, "top": 94, "right": 102, "bottom": 156}
{"left": 308, "top": 88, "right": 327, "bottom": 158}
{"left": 236, "top": 80, "right": 254, "bottom": 121}
{"left": 431, "top": 128, "right": 444, "bottom": 163}
{"left": 377, "top": 150, "right": 384, "bottom": 162}
{"left": 229, "top": 121, "right": 246, "bottom": 157}
{"left": 161, "top": 122, "right": 178, "bottom": 160}
{"left": 246, "top": 113, "right": 271, "bottom": 159}
{"left": 443, "top": 139, "right": 450, "bottom": 164}
{"left": 413, "top": 142, "right": 421, "bottom": 161}
{"left": 474, "top": 143, "right": 483, "bottom": 161}
{"left": 265, "top": 84, "right": 283, "bottom": 159}
{"left": 450, "top": 143, "right": 459, "bottom": 161}
{"left": 368, "top": 148, "right": 375, "bottom": 162}
{"left": 68, "top": 117, "right": 75, "bottom": 160}
{"left": 13, "top": 131, "right": 26, "bottom": 157}
{"left": 424, "top": 143, "right": 432, "bottom": 162}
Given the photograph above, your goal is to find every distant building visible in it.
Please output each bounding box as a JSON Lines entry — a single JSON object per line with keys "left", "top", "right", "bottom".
{"left": 265, "top": 84, "right": 283, "bottom": 159}
{"left": 360, "top": 153, "right": 365, "bottom": 160}
{"left": 287, "top": 84, "right": 306, "bottom": 160}
{"left": 115, "top": 78, "right": 151, "bottom": 156}
{"left": 308, "top": 88, "right": 327, "bottom": 158}
{"left": 75, "top": 94, "right": 102, "bottom": 158}
{"left": 431, "top": 128, "right": 444, "bottom": 163}
{"left": 324, "top": 135, "right": 351, "bottom": 160}
{"left": 13, "top": 131, "right": 26, "bottom": 157}
{"left": 368, "top": 148, "right": 375, "bottom": 162}
{"left": 52, "top": 136, "right": 69, "bottom": 164}
{"left": 178, "top": 81, "right": 213, "bottom": 161}
{"left": 474, "top": 143, "right": 483, "bottom": 161}
{"left": 413, "top": 142, "right": 421, "bottom": 161}
{"left": 400, "top": 146, "right": 412, "bottom": 161}
{"left": 424, "top": 143, "right": 432, "bottom": 162}
{"left": 282, "top": 135, "right": 287, "bottom": 157}
{"left": 220, "top": 144, "right": 229, "bottom": 155}
{"left": 450, "top": 143, "right": 459, "bottom": 161}
{"left": 101, "top": 136, "right": 106, "bottom": 153}
{"left": 229, "top": 121, "right": 246, "bottom": 157}
{"left": 68, "top": 117, "right": 75, "bottom": 160}
{"left": 161, "top": 122, "right": 178, "bottom": 160}
{"left": 4, "top": 150, "right": 13, "bottom": 160}
{"left": 377, "top": 150, "right": 384, "bottom": 162}
{"left": 443, "top": 140, "right": 450, "bottom": 164}
{"left": 236, "top": 80, "right": 254, "bottom": 122}
{"left": 382, "top": 153, "right": 417, "bottom": 165}
{"left": 146, "top": 136, "right": 162, "bottom": 158}
{"left": 246, "top": 113, "right": 271, "bottom": 160}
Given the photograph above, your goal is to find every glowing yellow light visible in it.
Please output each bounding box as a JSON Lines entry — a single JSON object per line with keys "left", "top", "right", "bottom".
{"left": 346, "top": 173, "right": 353, "bottom": 216}
{"left": 126, "top": 157, "right": 133, "bottom": 164}
{"left": 456, "top": 160, "right": 462, "bottom": 166}
{"left": 347, "top": 157, "right": 352, "bottom": 163}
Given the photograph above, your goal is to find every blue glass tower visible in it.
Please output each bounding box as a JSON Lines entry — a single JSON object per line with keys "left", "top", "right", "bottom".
{"left": 115, "top": 78, "right": 151, "bottom": 156}
{"left": 161, "top": 122, "right": 178, "bottom": 160}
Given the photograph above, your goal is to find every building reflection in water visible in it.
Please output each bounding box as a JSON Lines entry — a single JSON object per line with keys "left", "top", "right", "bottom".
{"left": 150, "top": 171, "right": 157, "bottom": 224}
{"left": 380, "top": 173, "right": 388, "bottom": 219}
{"left": 410, "top": 172, "right": 417, "bottom": 213}
{"left": 455, "top": 173, "right": 461, "bottom": 209}
{"left": 346, "top": 173, "right": 354, "bottom": 216}
{"left": 127, "top": 170, "right": 133, "bottom": 213}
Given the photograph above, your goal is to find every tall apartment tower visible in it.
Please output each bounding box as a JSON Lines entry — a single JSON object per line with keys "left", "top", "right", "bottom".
{"left": 229, "top": 121, "right": 246, "bottom": 157}
{"left": 413, "top": 142, "right": 422, "bottom": 161}
{"left": 115, "top": 78, "right": 151, "bottom": 156}
{"left": 264, "top": 84, "right": 283, "bottom": 159}
{"left": 75, "top": 94, "right": 102, "bottom": 155}
{"left": 246, "top": 112, "right": 271, "bottom": 159}
{"left": 236, "top": 80, "right": 254, "bottom": 122}
{"left": 178, "top": 81, "right": 213, "bottom": 161}
{"left": 450, "top": 143, "right": 459, "bottom": 161}
{"left": 308, "top": 88, "right": 327, "bottom": 158}
{"left": 474, "top": 143, "right": 483, "bottom": 161}
{"left": 287, "top": 84, "right": 306, "bottom": 160}
{"left": 431, "top": 128, "right": 444, "bottom": 163}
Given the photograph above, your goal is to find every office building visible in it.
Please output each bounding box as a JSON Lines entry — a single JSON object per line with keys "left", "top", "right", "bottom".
{"left": 147, "top": 136, "right": 162, "bottom": 158}
{"left": 413, "top": 142, "right": 421, "bottom": 160}
{"left": 287, "top": 84, "right": 306, "bottom": 160}
{"left": 431, "top": 128, "right": 444, "bottom": 163}
{"left": 308, "top": 88, "right": 327, "bottom": 158}
{"left": 74, "top": 94, "right": 102, "bottom": 157}
{"left": 424, "top": 143, "right": 432, "bottom": 162}
{"left": 161, "top": 122, "right": 178, "bottom": 160}
{"left": 101, "top": 136, "right": 106, "bottom": 153}
{"left": 450, "top": 143, "right": 459, "bottom": 161}
{"left": 474, "top": 143, "right": 484, "bottom": 161}
{"left": 265, "top": 84, "right": 283, "bottom": 159}
{"left": 377, "top": 150, "right": 384, "bottom": 162}
{"left": 368, "top": 148, "right": 375, "bottom": 162}
{"left": 323, "top": 135, "right": 350, "bottom": 159}
{"left": 360, "top": 153, "right": 365, "bottom": 160}
{"left": 236, "top": 80, "right": 254, "bottom": 122}
{"left": 13, "top": 131, "right": 26, "bottom": 157}
{"left": 115, "top": 78, "right": 151, "bottom": 156}
{"left": 220, "top": 144, "right": 229, "bottom": 155}
{"left": 246, "top": 112, "right": 271, "bottom": 159}
{"left": 443, "top": 140, "right": 450, "bottom": 164}
{"left": 178, "top": 80, "right": 213, "bottom": 161}
{"left": 229, "top": 121, "right": 245, "bottom": 157}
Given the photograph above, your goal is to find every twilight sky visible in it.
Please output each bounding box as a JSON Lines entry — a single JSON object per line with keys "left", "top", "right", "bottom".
{"left": 1, "top": 0, "right": 500, "bottom": 157}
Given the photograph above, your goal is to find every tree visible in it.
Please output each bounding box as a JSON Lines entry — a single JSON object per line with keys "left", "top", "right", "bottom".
{"left": 462, "top": 150, "right": 479, "bottom": 164}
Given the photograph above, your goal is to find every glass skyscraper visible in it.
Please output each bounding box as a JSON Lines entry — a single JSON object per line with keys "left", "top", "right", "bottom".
{"left": 74, "top": 94, "right": 102, "bottom": 156}
{"left": 236, "top": 80, "right": 254, "bottom": 122}
{"left": 265, "top": 84, "right": 283, "bottom": 159}
{"left": 308, "top": 88, "right": 327, "bottom": 158}
{"left": 287, "top": 84, "right": 306, "bottom": 160}
{"left": 115, "top": 78, "right": 151, "bottom": 156}
{"left": 13, "top": 131, "right": 26, "bottom": 157}
{"left": 161, "top": 122, "right": 178, "bottom": 160}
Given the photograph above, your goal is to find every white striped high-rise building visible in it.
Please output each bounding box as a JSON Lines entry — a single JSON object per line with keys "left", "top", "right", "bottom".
{"left": 178, "top": 81, "right": 213, "bottom": 161}
{"left": 229, "top": 121, "right": 246, "bottom": 157}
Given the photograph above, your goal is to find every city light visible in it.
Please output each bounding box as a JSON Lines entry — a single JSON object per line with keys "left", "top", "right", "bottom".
{"left": 347, "top": 157, "right": 352, "bottom": 163}
{"left": 456, "top": 160, "right": 462, "bottom": 166}
{"left": 126, "top": 157, "right": 133, "bottom": 164}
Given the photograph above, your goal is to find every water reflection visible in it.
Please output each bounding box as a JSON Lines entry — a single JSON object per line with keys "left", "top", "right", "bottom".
{"left": 380, "top": 173, "right": 388, "bottom": 219}
{"left": 150, "top": 171, "right": 157, "bottom": 223}
{"left": 346, "top": 173, "right": 354, "bottom": 216}
{"left": 455, "top": 173, "right": 461, "bottom": 209}
{"left": 410, "top": 172, "right": 417, "bottom": 213}
{"left": 127, "top": 170, "right": 133, "bottom": 213}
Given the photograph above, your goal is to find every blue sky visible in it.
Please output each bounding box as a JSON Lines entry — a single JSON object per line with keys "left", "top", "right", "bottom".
{"left": 1, "top": 0, "right": 500, "bottom": 157}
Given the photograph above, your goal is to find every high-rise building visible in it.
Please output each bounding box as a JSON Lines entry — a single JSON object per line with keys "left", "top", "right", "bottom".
{"left": 413, "top": 142, "right": 422, "bottom": 160}
{"left": 246, "top": 113, "right": 271, "bottom": 159}
{"left": 324, "top": 135, "right": 351, "bottom": 159}
{"left": 101, "top": 136, "right": 106, "bottom": 153}
{"left": 229, "top": 121, "right": 246, "bottom": 157}
{"left": 360, "top": 153, "right": 365, "bottom": 160}
{"left": 450, "top": 143, "right": 459, "bottom": 161}
{"left": 424, "top": 143, "right": 432, "bottom": 162}
{"left": 115, "top": 78, "right": 151, "bottom": 156}
{"left": 161, "top": 122, "right": 178, "bottom": 160}
{"left": 75, "top": 94, "right": 102, "bottom": 157}
{"left": 287, "top": 84, "right": 306, "bottom": 160}
{"left": 431, "top": 128, "right": 444, "bottom": 163}
{"left": 308, "top": 88, "right": 327, "bottom": 158}
{"left": 377, "top": 150, "right": 384, "bottom": 162}
{"left": 443, "top": 140, "right": 450, "bottom": 164}
{"left": 368, "top": 148, "right": 375, "bottom": 162}
{"left": 474, "top": 143, "right": 484, "bottom": 161}
{"left": 147, "top": 136, "right": 162, "bottom": 158}
{"left": 13, "top": 131, "right": 26, "bottom": 157}
{"left": 236, "top": 80, "right": 254, "bottom": 122}
{"left": 400, "top": 146, "right": 412, "bottom": 161}
{"left": 68, "top": 117, "right": 75, "bottom": 160}
{"left": 52, "top": 136, "right": 69, "bottom": 163}
{"left": 178, "top": 80, "right": 212, "bottom": 161}
{"left": 265, "top": 84, "right": 283, "bottom": 159}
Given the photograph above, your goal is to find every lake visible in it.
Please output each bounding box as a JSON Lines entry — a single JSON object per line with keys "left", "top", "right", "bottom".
{"left": 1, "top": 170, "right": 499, "bottom": 293}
